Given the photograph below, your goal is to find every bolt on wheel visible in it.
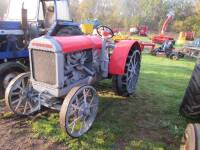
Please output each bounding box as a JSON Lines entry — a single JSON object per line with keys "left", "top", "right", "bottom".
{"left": 60, "top": 85, "right": 99, "bottom": 137}
{"left": 5, "top": 73, "right": 40, "bottom": 116}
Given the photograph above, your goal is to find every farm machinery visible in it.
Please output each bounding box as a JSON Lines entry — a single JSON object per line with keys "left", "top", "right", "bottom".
{"left": 0, "top": 0, "right": 81, "bottom": 98}
{"left": 5, "top": 25, "right": 142, "bottom": 137}
{"left": 152, "top": 11, "right": 175, "bottom": 44}
{"left": 151, "top": 40, "right": 184, "bottom": 60}
{"left": 180, "top": 38, "right": 200, "bottom": 58}
{"left": 130, "top": 25, "right": 149, "bottom": 37}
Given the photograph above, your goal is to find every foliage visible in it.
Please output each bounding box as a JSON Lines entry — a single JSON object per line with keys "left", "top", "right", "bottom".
{"left": 0, "top": 0, "right": 199, "bottom": 34}
{"left": 173, "top": 1, "right": 200, "bottom": 36}
{"left": 71, "top": 0, "right": 198, "bottom": 33}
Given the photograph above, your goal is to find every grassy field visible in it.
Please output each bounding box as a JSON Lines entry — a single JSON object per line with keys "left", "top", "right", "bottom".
{"left": 31, "top": 54, "right": 196, "bottom": 150}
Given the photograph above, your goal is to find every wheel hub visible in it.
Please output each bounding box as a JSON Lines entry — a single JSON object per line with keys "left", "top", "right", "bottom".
{"left": 79, "top": 103, "right": 91, "bottom": 116}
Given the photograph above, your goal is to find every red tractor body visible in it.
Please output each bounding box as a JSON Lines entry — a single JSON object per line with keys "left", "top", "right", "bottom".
{"left": 33, "top": 35, "right": 141, "bottom": 75}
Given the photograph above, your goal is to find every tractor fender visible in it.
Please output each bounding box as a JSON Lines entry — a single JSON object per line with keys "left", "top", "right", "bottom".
{"left": 109, "top": 40, "right": 141, "bottom": 75}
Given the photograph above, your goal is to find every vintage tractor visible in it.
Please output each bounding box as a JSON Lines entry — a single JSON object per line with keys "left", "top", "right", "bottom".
{"left": 0, "top": 0, "right": 81, "bottom": 98}
{"left": 5, "top": 25, "right": 142, "bottom": 137}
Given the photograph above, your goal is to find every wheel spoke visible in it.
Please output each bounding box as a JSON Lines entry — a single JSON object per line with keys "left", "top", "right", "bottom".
{"left": 69, "top": 115, "right": 83, "bottom": 128}
{"left": 71, "top": 121, "right": 76, "bottom": 133}
{"left": 79, "top": 116, "right": 87, "bottom": 134}
{"left": 69, "top": 107, "right": 77, "bottom": 116}
{"left": 15, "top": 98, "right": 23, "bottom": 111}
{"left": 89, "top": 96, "right": 95, "bottom": 106}
{"left": 27, "top": 101, "right": 34, "bottom": 112}
{"left": 83, "top": 88, "right": 87, "bottom": 105}
{"left": 11, "top": 91, "right": 21, "bottom": 96}
{"left": 83, "top": 116, "right": 87, "bottom": 128}
{"left": 72, "top": 104, "right": 84, "bottom": 112}
{"left": 21, "top": 79, "right": 25, "bottom": 88}
{"left": 23, "top": 101, "right": 28, "bottom": 114}
{"left": 11, "top": 98, "right": 20, "bottom": 105}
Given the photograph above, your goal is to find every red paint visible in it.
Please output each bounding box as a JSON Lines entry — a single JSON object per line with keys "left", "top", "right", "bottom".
{"left": 138, "top": 25, "right": 148, "bottom": 36}
{"left": 152, "top": 34, "right": 174, "bottom": 44}
{"left": 102, "top": 31, "right": 110, "bottom": 37}
{"left": 140, "top": 42, "right": 155, "bottom": 52}
{"left": 161, "top": 15, "right": 173, "bottom": 34}
{"left": 109, "top": 40, "right": 141, "bottom": 75}
{"left": 32, "top": 42, "right": 53, "bottom": 49}
{"left": 54, "top": 36, "right": 102, "bottom": 53}
{"left": 152, "top": 12, "right": 174, "bottom": 44}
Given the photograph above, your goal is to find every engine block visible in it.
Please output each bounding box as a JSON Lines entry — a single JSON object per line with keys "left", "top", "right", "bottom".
{"left": 63, "top": 50, "right": 100, "bottom": 87}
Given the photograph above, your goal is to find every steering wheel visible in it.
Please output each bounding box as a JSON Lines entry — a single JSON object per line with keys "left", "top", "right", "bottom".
{"left": 96, "top": 25, "right": 114, "bottom": 39}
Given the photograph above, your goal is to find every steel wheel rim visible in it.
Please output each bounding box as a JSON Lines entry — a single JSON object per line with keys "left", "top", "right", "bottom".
{"left": 7, "top": 73, "right": 39, "bottom": 115}
{"left": 66, "top": 86, "right": 99, "bottom": 137}
{"left": 127, "top": 50, "right": 140, "bottom": 93}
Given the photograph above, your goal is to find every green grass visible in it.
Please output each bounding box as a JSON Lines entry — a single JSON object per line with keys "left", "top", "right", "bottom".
{"left": 31, "top": 54, "right": 196, "bottom": 150}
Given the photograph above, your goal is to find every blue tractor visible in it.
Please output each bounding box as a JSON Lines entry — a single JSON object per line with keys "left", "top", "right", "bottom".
{"left": 0, "top": 0, "right": 83, "bottom": 98}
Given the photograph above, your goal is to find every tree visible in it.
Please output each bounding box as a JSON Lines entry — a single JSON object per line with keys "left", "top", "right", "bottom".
{"left": 69, "top": 0, "right": 199, "bottom": 34}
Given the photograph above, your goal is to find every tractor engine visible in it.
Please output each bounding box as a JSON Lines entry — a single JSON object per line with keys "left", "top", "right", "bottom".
{"left": 29, "top": 35, "right": 102, "bottom": 98}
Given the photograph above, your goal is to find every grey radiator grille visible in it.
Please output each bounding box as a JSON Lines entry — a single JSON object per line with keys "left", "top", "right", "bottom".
{"left": 31, "top": 50, "right": 56, "bottom": 85}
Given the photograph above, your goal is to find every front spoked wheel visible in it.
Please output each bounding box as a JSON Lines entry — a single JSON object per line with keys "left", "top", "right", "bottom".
{"left": 5, "top": 73, "right": 40, "bottom": 116}
{"left": 60, "top": 85, "right": 99, "bottom": 137}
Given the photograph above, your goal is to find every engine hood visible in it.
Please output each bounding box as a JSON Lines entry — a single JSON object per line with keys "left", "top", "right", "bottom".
{"left": 0, "top": 21, "right": 23, "bottom": 35}
{"left": 29, "top": 35, "right": 102, "bottom": 54}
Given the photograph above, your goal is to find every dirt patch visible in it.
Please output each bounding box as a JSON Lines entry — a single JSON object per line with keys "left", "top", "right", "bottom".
{"left": 0, "top": 100, "right": 67, "bottom": 150}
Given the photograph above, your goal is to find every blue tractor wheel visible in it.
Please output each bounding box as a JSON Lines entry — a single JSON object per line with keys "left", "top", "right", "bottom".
{"left": 0, "top": 62, "right": 27, "bottom": 99}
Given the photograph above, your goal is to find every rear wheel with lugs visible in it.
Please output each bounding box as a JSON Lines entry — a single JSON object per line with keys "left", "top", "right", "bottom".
{"left": 112, "top": 49, "right": 141, "bottom": 97}
{"left": 180, "top": 61, "right": 200, "bottom": 119}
